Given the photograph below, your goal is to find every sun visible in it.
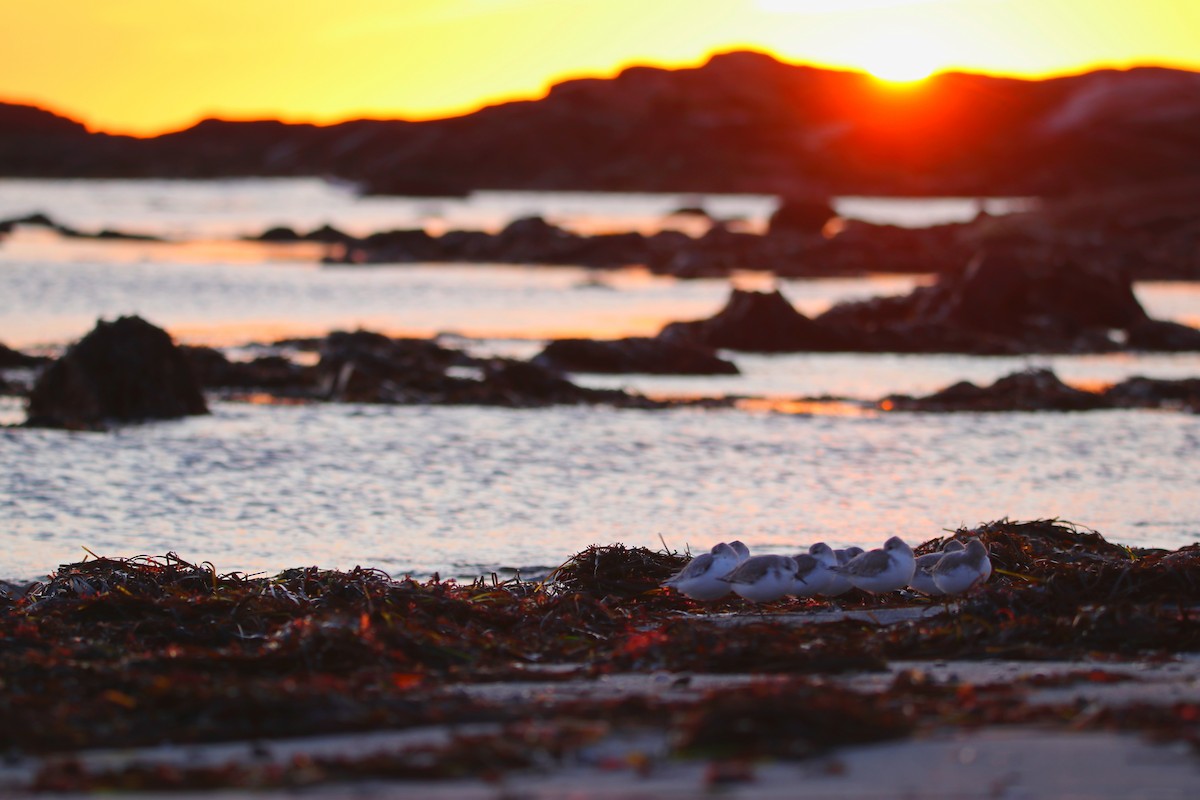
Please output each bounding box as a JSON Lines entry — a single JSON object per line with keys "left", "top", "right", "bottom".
{"left": 863, "top": 54, "right": 937, "bottom": 84}
{"left": 845, "top": 28, "right": 942, "bottom": 84}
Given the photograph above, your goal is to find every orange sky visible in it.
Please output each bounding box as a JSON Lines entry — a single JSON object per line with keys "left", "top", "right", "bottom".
{"left": 3, "top": 0, "right": 1198, "bottom": 136}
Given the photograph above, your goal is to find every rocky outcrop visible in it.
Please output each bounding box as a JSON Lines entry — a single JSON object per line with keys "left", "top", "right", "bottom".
{"left": 321, "top": 217, "right": 678, "bottom": 270}
{"left": 659, "top": 289, "right": 847, "bottom": 353}
{"left": 0, "top": 341, "right": 46, "bottom": 369}
{"left": 1125, "top": 319, "right": 1200, "bottom": 351}
{"left": 767, "top": 197, "right": 837, "bottom": 236}
{"left": 0, "top": 211, "right": 161, "bottom": 241}
{"left": 317, "top": 331, "right": 467, "bottom": 404}
{"left": 25, "top": 317, "right": 207, "bottom": 429}
{"left": 882, "top": 369, "right": 1110, "bottom": 412}
{"left": 882, "top": 370, "right": 1200, "bottom": 413}
{"left": 1102, "top": 377, "right": 1200, "bottom": 412}
{"left": 941, "top": 252, "right": 1146, "bottom": 337}
{"left": 314, "top": 330, "right": 655, "bottom": 408}
{"left": 181, "top": 346, "right": 318, "bottom": 393}
{"left": 816, "top": 250, "right": 1177, "bottom": 354}
{"left": 534, "top": 337, "right": 738, "bottom": 375}
{"left": 662, "top": 251, "right": 1200, "bottom": 355}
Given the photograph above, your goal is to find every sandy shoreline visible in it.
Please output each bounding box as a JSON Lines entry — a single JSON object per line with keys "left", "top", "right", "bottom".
{"left": 6, "top": 650, "right": 1197, "bottom": 797}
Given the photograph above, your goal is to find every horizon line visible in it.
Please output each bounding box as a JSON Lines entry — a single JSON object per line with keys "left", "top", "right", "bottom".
{"left": 7, "top": 47, "right": 1199, "bottom": 140}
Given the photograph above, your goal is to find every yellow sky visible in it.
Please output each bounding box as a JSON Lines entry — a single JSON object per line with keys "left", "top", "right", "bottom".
{"left": 2, "top": 0, "right": 1198, "bottom": 136}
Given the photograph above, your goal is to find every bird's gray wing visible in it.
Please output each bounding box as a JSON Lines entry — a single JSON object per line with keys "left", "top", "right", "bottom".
{"left": 931, "top": 550, "right": 968, "bottom": 575}
{"left": 663, "top": 552, "right": 714, "bottom": 584}
{"left": 838, "top": 549, "right": 891, "bottom": 577}
{"left": 722, "top": 555, "right": 791, "bottom": 584}
{"left": 792, "top": 554, "right": 820, "bottom": 583}
{"left": 914, "top": 553, "right": 943, "bottom": 574}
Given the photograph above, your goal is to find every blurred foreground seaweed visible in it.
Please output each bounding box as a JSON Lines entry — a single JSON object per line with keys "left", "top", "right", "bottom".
{"left": 1, "top": 519, "right": 1198, "bottom": 789}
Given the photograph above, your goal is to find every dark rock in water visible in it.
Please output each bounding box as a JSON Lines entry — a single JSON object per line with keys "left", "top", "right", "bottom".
{"left": 181, "top": 346, "right": 317, "bottom": 392}
{"left": 817, "top": 288, "right": 1021, "bottom": 355}
{"left": 358, "top": 228, "right": 442, "bottom": 262}
{"left": 652, "top": 246, "right": 1200, "bottom": 354}
{"left": 0, "top": 341, "right": 46, "bottom": 368}
{"left": 26, "top": 316, "right": 208, "bottom": 428}
{"left": 535, "top": 337, "right": 739, "bottom": 375}
{"left": 317, "top": 331, "right": 464, "bottom": 403}
{"left": 312, "top": 329, "right": 653, "bottom": 408}
{"left": 486, "top": 216, "right": 653, "bottom": 268}
{"left": 768, "top": 196, "right": 837, "bottom": 237}
{"left": 478, "top": 359, "right": 581, "bottom": 403}
{"left": 815, "top": 248, "right": 1179, "bottom": 354}
{"left": 0, "top": 211, "right": 59, "bottom": 234}
{"left": 0, "top": 211, "right": 160, "bottom": 241}
{"left": 1125, "top": 319, "right": 1200, "bottom": 351}
{"left": 1103, "top": 376, "right": 1200, "bottom": 412}
{"left": 944, "top": 252, "right": 1146, "bottom": 337}
{"left": 256, "top": 226, "right": 303, "bottom": 242}
{"left": 882, "top": 369, "right": 1110, "bottom": 412}
{"left": 651, "top": 224, "right": 763, "bottom": 278}
{"left": 326, "top": 216, "right": 661, "bottom": 269}
{"left": 306, "top": 224, "right": 354, "bottom": 244}
{"left": 654, "top": 248, "right": 735, "bottom": 279}
{"left": 885, "top": 369, "right": 1200, "bottom": 413}
{"left": 660, "top": 289, "right": 846, "bottom": 352}
{"left": 90, "top": 228, "right": 161, "bottom": 242}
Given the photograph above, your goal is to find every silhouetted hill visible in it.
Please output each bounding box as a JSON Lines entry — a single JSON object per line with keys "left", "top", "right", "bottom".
{"left": 3, "top": 51, "right": 1199, "bottom": 195}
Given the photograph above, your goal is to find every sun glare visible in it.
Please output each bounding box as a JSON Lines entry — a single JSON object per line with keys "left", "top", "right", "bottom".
{"left": 865, "top": 57, "right": 936, "bottom": 84}
{"left": 846, "top": 27, "right": 941, "bottom": 85}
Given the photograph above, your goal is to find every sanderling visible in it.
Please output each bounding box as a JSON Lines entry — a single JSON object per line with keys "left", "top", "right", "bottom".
{"left": 831, "top": 536, "right": 916, "bottom": 593}
{"left": 820, "top": 545, "right": 865, "bottom": 596}
{"left": 791, "top": 543, "right": 839, "bottom": 598}
{"left": 909, "top": 539, "right": 965, "bottom": 596}
{"left": 721, "top": 554, "right": 799, "bottom": 603}
{"left": 727, "top": 540, "right": 751, "bottom": 561}
{"left": 931, "top": 538, "right": 992, "bottom": 595}
{"left": 662, "top": 542, "right": 742, "bottom": 601}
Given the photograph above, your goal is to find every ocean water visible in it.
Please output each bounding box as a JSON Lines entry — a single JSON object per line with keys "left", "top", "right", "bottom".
{"left": 1, "top": 179, "right": 1197, "bottom": 582}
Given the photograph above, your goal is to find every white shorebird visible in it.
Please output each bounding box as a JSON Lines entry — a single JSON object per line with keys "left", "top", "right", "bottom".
{"left": 721, "top": 554, "right": 799, "bottom": 603}
{"left": 727, "top": 540, "right": 751, "bottom": 561}
{"left": 931, "top": 538, "right": 992, "bottom": 595}
{"left": 662, "top": 542, "right": 742, "bottom": 601}
{"left": 831, "top": 536, "right": 916, "bottom": 594}
{"left": 791, "top": 543, "right": 839, "bottom": 598}
{"left": 909, "top": 539, "right": 965, "bottom": 596}
{"left": 820, "top": 545, "right": 865, "bottom": 597}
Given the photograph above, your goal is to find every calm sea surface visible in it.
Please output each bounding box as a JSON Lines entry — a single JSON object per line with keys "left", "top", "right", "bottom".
{"left": 1, "top": 180, "right": 1197, "bottom": 582}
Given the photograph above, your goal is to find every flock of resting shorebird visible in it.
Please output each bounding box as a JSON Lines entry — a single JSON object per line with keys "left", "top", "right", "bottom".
{"left": 661, "top": 536, "right": 992, "bottom": 603}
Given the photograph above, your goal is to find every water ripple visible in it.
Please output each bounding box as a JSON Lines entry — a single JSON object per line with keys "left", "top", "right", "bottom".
{"left": 2, "top": 403, "right": 1196, "bottom": 582}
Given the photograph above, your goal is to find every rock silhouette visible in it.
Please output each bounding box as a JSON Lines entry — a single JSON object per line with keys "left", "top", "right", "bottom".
{"left": 882, "top": 369, "right": 1110, "bottom": 412}
{"left": 882, "top": 370, "right": 1200, "bottom": 413}
{"left": 0, "top": 341, "right": 45, "bottom": 369}
{"left": 663, "top": 252, "right": 1200, "bottom": 355}
{"left": 535, "top": 337, "right": 738, "bottom": 375}
{"left": 26, "top": 317, "right": 207, "bottom": 429}
{"left": 4, "top": 55, "right": 1200, "bottom": 196}
{"left": 660, "top": 289, "right": 847, "bottom": 352}
{"left": 312, "top": 330, "right": 658, "bottom": 408}
{"left": 182, "top": 346, "right": 317, "bottom": 393}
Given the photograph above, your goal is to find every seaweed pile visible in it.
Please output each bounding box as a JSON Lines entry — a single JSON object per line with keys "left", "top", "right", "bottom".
{"left": 3, "top": 520, "right": 1198, "bottom": 790}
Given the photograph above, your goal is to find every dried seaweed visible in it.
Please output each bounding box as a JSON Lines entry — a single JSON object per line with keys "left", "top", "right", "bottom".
{"left": 674, "top": 680, "right": 914, "bottom": 758}
{"left": 2, "top": 522, "right": 1198, "bottom": 788}
{"left": 549, "top": 543, "right": 687, "bottom": 601}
